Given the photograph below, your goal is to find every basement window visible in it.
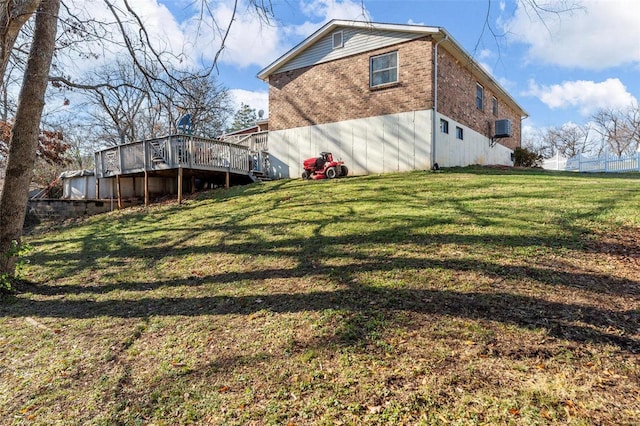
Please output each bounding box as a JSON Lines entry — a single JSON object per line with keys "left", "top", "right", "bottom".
{"left": 456, "top": 126, "right": 464, "bottom": 140}
{"left": 332, "top": 31, "right": 343, "bottom": 49}
{"left": 370, "top": 51, "right": 398, "bottom": 87}
{"left": 440, "top": 119, "right": 449, "bottom": 134}
{"left": 476, "top": 83, "right": 484, "bottom": 110}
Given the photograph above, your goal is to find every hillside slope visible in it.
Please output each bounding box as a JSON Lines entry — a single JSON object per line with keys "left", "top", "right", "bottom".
{"left": 1, "top": 168, "right": 639, "bottom": 424}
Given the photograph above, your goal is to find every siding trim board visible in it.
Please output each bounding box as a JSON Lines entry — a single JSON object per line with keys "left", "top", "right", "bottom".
{"left": 259, "top": 20, "right": 440, "bottom": 79}
{"left": 276, "top": 28, "right": 423, "bottom": 74}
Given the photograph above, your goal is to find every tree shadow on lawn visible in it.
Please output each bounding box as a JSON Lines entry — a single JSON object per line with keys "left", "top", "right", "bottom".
{"left": 11, "top": 168, "right": 639, "bottom": 355}
{"left": 5, "top": 261, "right": 639, "bottom": 354}
{"left": 28, "top": 165, "right": 637, "bottom": 282}
{"left": 26, "top": 249, "right": 640, "bottom": 298}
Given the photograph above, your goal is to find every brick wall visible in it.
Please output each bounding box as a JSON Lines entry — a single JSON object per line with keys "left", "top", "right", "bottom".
{"left": 268, "top": 37, "right": 434, "bottom": 131}
{"left": 436, "top": 48, "right": 521, "bottom": 150}
{"left": 268, "top": 35, "right": 521, "bottom": 150}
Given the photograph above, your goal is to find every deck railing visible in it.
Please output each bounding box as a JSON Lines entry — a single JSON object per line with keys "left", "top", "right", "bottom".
{"left": 223, "top": 131, "right": 269, "bottom": 152}
{"left": 95, "top": 134, "right": 253, "bottom": 178}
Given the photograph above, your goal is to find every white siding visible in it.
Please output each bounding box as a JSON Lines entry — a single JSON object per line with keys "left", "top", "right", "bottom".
{"left": 267, "top": 111, "right": 515, "bottom": 180}
{"left": 267, "top": 110, "right": 432, "bottom": 179}
{"left": 277, "top": 29, "right": 424, "bottom": 74}
{"left": 434, "top": 113, "right": 514, "bottom": 167}
{"left": 62, "top": 176, "right": 96, "bottom": 199}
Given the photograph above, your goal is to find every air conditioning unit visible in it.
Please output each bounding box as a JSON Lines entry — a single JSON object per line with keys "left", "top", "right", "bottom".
{"left": 494, "top": 119, "right": 512, "bottom": 138}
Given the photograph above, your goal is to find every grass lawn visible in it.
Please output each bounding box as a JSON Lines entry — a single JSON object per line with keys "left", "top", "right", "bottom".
{"left": 1, "top": 167, "right": 639, "bottom": 425}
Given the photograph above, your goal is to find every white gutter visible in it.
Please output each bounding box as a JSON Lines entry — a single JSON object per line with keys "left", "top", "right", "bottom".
{"left": 431, "top": 33, "right": 448, "bottom": 169}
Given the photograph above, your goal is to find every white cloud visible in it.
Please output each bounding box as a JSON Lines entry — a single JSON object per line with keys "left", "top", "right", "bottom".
{"left": 286, "top": 0, "right": 371, "bottom": 39}
{"left": 182, "top": 0, "right": 370, "bottom": 69}
{"left": 180, "top": 1, "right": 284, "bottom": 69}
{"left": 521, "top": 121, "right": 544, "bottom": 144}
{"left": 478, "top": 49, "right": 493, "bottom": 60}
{"left": 229, "top": 89, "right": 269, "bottom": 118}
{"left": 525, "top": 78, "right": 637, "bottom": 115}
{"left": 503, "top": 0, "right": 640, "bottom": 69}
{"left": 478, "top": 61, "right": 493, "bottom": 75}
{"left": 57, "top": 0, "right": 189, "bottom": 76}
{"left": 128, "top": 0, "right": 186, "bottom": 54}
{"left": 497, "top": 76, "right": 516, "bottom": 92}
{"left": 407, "top": 19, "right": 425, "bottom": 26}
{"left": 299, "top": 0, "right": 369, "bottom": 22}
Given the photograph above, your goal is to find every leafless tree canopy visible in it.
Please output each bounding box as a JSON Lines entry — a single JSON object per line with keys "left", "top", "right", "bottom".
{"left": 592, "top": 105, "right": 640, "bottom": 156}
{"left": 525, "top": 103, "right": 640, "bottom": 159}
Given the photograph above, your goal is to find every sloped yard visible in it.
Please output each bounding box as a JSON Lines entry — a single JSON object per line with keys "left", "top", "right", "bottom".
{"left": 1, "top": 167, "right": 639, "bottom": 424}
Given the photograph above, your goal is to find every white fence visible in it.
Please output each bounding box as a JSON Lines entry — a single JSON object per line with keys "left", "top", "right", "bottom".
{"left": 543, "top": 152, "right": 640, "bottom": 173}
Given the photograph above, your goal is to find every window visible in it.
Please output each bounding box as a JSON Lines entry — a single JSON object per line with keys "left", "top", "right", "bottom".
{"left": 370, "top": 51, "right": 398, "bottom": 87}
{"left": 332, "top": 31, "right": 343, "bottom": 49}
{"left": 476, "top": 83, "right": 484, "bottom": 110}
{"left": 440, "top": 119, "right": 449, "bottom": 134}
{"left": 456, "top": 126, "right": 464, "bottom": 140}
{"left": 492, "top": 97, "right": 498, "bottom": 116}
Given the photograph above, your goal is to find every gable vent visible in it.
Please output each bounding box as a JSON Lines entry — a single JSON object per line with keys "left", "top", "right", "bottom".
{"left": 332, "top": 31, "right": 343, "bottom": 49}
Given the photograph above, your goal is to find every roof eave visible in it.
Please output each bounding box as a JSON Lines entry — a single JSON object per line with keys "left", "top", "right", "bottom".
{"left": 434, "top": 28, "right": 528, "bottom": 117}
{"left": 257, "top": 20, "right": 528, "bottom": 118}
{"left": 257, "top": 19, "right": 439, "bottom": 81}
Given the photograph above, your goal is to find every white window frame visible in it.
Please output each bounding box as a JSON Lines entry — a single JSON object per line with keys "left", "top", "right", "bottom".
{"left": 332, "top": 31, "right": 343, "bottom": 49}
{"left": 370, "top": 51, "right": 399, "bottom": 88}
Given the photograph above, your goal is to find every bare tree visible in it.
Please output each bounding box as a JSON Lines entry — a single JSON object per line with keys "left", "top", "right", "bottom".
{"left": 0, "top": 0, "right": 275, "bottom": 278}
{"left": 592, "top": 105, "right": 639, "bottom": 156}
{"left": 0, "top": 0, "right": 60, "bottom": 275}
{"left": 169, "top": 72, "right": 233, "bottom": 138}
{"left": 82, "top": 59, "right": 153, "bottom": 146}
{"left": 522, "top": 128, "right": 553, "bottom": 158}
{"left": 628, "top": 103, "right": 640, "bottom": 152}
{"left": 473, "top": 0, "right": 582, "bottom": 61}
{"left": 80, "top": 60, "right": 233, "bottom": 147}
{"left": 0, "top": 1, "right": 41, "bottom": 83}
{"left": 541, "top": 122, "right": 595, "bottom": 158}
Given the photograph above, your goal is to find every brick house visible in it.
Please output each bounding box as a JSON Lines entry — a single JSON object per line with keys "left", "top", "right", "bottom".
{"left": 258, "top": 20, "right": 528, "bottom": 179}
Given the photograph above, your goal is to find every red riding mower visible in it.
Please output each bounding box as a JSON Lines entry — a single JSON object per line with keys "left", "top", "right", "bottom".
{"left": 302, "top": 152, "right": 349, "bottom": 180}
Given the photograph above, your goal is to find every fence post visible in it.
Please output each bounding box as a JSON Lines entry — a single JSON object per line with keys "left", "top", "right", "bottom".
{"left": 578, "top": 153, "right": 583, "bottom": 172}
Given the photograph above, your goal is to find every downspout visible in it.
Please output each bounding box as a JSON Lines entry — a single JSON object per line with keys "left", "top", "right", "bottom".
{"left": 432, "top": 32, "right": 448, "bottom": 168}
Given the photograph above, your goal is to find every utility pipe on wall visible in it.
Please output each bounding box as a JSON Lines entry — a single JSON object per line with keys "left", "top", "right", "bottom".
{"left": 432, "top": 32, "right": 448, "bottom": 168}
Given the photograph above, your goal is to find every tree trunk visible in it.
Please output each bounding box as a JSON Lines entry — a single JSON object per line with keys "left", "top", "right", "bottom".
{"left": 0, "top": 1, "right": 41, "bottom": 83}
{"left": 0, "top": 0, "right": 59, "bottom": 276}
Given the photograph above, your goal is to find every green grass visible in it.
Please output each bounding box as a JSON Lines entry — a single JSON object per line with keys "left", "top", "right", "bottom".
{"left": 1, "top": 167, "right": 639, "bottom": 425}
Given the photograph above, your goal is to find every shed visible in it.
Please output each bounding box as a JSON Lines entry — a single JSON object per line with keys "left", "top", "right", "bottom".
{"left": 60, "top": 169, "right": 96, "bottom": 200}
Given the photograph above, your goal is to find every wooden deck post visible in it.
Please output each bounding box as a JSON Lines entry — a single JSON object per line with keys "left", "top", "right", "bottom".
{"left": 95, "top": 178, "right": 100, "bottom": 200}
{"left": 225, "top": 171, "right": 230, "bottom": 189}
{"left": 178, "top": 166, "right": 183, "bottom": 204}
{"left": 116, "top": 175, "right": 123, "bottom": 210}
{"left": 144, "top": 170, "right": 149, "bottom": 207}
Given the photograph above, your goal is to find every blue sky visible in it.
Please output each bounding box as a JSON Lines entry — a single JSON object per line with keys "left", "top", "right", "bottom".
{"left": 122, "top": 0, "right": 640, "bottom": 136}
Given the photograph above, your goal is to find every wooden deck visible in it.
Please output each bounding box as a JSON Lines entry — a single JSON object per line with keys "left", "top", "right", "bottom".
{"left": 94, "top": 133, "right": 269, "bottom": 205}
